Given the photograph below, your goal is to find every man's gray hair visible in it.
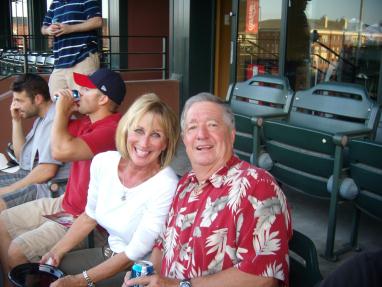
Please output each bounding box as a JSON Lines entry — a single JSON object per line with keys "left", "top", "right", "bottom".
{"left": 180, "top": 92, "right": 235, "bottom": 133}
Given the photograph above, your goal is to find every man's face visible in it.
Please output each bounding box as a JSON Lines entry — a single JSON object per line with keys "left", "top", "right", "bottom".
{"left": 182, "top": 101, "right": 235, "bottom": 174}
{"left": 77, "top": 87, "right": 101, "bottom": 114}
{"left": 12, "top": 91, "right": 38, "bottom": 119}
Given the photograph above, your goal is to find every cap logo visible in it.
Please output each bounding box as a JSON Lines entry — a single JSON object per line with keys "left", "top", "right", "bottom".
{"left": 101, "top": 85, "right": 107, "bottom": 92}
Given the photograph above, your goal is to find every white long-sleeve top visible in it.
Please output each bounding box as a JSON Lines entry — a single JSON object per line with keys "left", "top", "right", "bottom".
{"left": 85, "top": 151, "right": 178, "bottom": 261}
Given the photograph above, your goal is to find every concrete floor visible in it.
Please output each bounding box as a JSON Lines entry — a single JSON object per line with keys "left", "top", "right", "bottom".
{"left": 285, "top": 187, "right": 382, "bottom": 277}
{"left": 170, "top": 142, "right": 382, "bottom": 279}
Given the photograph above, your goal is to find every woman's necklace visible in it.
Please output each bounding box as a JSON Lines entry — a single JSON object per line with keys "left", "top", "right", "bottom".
{"left": 121, "top": 191, "right": 127, "bottom": 201}
{"left": 119, "top": 165, "right": 160, "bottom": 201}
{"left": 121, "top": 176, "right": 129, "bottom": 201}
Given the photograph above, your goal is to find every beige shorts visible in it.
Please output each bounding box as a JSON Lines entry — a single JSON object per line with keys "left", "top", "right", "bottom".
{"left": 48, "top": 52, "right": 100, "bottom": 99}
{"left": 0, "top": 196, "right": 68, "bottom": 261}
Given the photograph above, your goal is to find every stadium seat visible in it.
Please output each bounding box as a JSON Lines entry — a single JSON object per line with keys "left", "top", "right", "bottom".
{"left": 262, "top": 82, "right": 380, "bottom": 260}
{"left": 229, "top": 74, "right": 294, "bottom": 165}
{"left": 289, "top": 229, "right": 323, "bottom": 287}
{"left": 348, "top": 139, "right": 382, "bottom": 247}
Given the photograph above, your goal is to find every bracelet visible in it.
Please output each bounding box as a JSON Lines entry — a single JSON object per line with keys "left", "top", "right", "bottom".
{"left": 82, "top": 270, "right": 95, "bottom": 287}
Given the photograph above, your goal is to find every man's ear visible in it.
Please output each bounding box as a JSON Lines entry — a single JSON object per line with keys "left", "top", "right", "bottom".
{"left": 98, "top": 93, "right": 109, "bottom": 105}
{"left": 33, "top": 94, "right": 44, "bottom": 105}
{"left": 230, "top": 128, "right": 236, "bottom": 145}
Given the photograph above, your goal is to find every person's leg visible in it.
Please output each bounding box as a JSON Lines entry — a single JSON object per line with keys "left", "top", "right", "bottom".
{"left": 0, "top": 184, "right": 37, "bottom": 212}
{"left": 0, "top": 196, "right": 64, "bottom": 286}
{"left": 68, "top": 53, "right": 100, "bottom": 90}
{"left": 59, "top": 248, "right": 126, "bottom": 287}
{"left": 9, "top": 219, "right": 67, "bottom": 265}
{"left": 0, "top": 214, "right": 13, "bottom": 287}
{"left": 48, "top": 68, "right": 68, "bottom": 100}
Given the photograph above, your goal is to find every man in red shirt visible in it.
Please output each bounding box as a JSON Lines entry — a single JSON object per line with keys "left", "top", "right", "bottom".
{"left": 0, "top": 68, "right": 126, "bottom": 287}
{"left": 124, "top": 93, "right": 292, "bottom": 287}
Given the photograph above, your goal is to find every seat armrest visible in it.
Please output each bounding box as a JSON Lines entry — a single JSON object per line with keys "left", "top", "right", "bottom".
{"left": 252, "top": 111, "right": 289, "bottom": 127}
{"left": 333, "top": 128, "right": 373, "bottom": 146}
{"left": 6, "top": 143, "right": 18, "bottom": 165}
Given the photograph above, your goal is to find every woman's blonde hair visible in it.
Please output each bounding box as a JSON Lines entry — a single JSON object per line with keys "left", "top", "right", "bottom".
{"left": 115, "top": 93, "right": 179, "bottom": 168}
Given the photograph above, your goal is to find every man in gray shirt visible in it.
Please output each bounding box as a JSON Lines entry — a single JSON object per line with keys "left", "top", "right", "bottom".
{"left": 0, "top": 74, "right": 69, "bottom": 211}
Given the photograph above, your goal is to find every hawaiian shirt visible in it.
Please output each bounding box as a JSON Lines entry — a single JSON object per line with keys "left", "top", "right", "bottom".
{"left": 155, "top": 156, "right": 292, "bottom": 286}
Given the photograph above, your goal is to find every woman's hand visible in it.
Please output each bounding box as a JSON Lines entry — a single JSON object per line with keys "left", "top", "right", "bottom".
{"left": 49, "top": 274, "right": 85, "bottom": 287}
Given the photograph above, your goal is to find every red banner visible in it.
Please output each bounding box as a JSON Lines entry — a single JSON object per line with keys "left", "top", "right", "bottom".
{"left": 245, "top": 0, "right": 259, "bottom": 34}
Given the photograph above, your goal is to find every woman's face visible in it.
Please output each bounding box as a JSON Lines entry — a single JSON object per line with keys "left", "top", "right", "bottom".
{"left": 127, "top": 113, "right": 168, "bottom": 169}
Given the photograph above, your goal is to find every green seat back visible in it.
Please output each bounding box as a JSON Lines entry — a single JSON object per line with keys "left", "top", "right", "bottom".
{"left": 230, "top": 75, "right": 294, "bottom": 163}
{"left": 230, "top": 74, "right": 293, "bottom": 117}
{"left": 234, "top": 114, "right": 253, "bottom": 163}
{"left": 289, "top": 230, "right": 322, "bottom": 287}
{"left": 349, "top": 139, "right": 382, "bottom": 220}
{"left": 289, "top": 82, "right": 375, "bottom": 134}
{"left": 263, "top": 82, "right": 378, "bottom": 197}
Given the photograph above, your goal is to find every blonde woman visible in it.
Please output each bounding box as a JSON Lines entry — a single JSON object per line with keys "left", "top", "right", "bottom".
{"left": 41, "top": 93, "right": 180, "bottom": 287}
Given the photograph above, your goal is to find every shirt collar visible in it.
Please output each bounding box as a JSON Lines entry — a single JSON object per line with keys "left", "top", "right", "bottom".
{"left": 184, "top": 155, "right": 241, "bottom": 188}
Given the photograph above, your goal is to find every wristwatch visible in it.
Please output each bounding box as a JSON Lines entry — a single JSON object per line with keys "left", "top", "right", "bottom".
{"left": 179, "top": 279, "right": 192, "bottom": 287}
{"left": 82, "top": 270, "right": 95, "bottom": 287}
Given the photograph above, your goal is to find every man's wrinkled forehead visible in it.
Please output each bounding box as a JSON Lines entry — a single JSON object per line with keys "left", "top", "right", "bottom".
{"left": 186, "top": 102, "right": 224, "bottom": 120}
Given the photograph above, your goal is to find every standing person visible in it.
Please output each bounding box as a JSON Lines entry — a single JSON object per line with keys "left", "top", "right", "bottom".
{"left": 0, "top": 74, "right": 69, "bottom": 211}
{"left": 41, "top": 0, "right": 102, "bottom": 98}
{"left": 40, "top": 93, "right": 180, "bottom": 287}
{"left": 0, "top": 68, "right": 126, "bottom": 287}
{"left": 123, "top": 93, "right": 292, "bottom": 287}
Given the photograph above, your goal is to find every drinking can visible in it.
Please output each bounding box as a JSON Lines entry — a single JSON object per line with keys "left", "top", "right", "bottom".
{"left": 130, "top": 260, "right": 154, "bottom": 287}
{"left": 54, "top": 90, "right": 80, "bottom": 102}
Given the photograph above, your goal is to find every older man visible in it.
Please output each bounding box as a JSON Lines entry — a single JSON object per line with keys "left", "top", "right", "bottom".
{"left": 124, "top": 93, "right": 292, "bottom": 287}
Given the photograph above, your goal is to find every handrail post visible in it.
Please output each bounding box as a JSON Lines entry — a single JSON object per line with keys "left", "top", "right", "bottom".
{"left": 23, "top": 36, "right": 28, "bottom": 73}
{"left": 162, "top": 37, "right": 166, "bottom": 79}
{"left": 108, "top": 35, "right": 112, "bottom": 69}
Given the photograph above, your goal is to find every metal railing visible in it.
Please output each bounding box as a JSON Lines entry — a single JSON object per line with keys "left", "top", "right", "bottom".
{"left": 0, "top": 34, "right": 168, "bottom": 79}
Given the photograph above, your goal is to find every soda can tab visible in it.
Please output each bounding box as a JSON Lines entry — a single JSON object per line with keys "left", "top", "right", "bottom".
{"left": 54, "top": 90, "right": 80, "bottom": 102}
{"left": 130, "top": 260, "right": 154, "bottom": 287}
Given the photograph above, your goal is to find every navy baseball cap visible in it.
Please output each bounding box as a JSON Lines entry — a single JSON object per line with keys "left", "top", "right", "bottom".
{"left": 73, "top": 68, "right": 126, "bottom": 105}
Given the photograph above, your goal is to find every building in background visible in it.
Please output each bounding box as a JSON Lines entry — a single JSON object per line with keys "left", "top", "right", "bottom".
{"left": 0, "top": 0, "right": 381, "bottom": 104}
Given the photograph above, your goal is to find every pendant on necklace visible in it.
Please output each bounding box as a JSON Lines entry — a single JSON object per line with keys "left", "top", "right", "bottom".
{"left": 121, "top": 190, "right": 127, "bottom": 201}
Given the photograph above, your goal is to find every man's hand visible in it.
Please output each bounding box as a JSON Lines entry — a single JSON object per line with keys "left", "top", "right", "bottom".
{"left": 10, "top": 101, "right": 22, "bottom": 121}
{"left": 46, "top": 24, "right": 61, "bottom": 36}
{"left": 55, "top": 23, "right": 74, "bottom": 37}
{"left": 40, "top": 250, "right": 63, "bottom": 267}
{"left": 122, "top": 273, "right": 179, "bottom": 287}
{"left": 54, "top": 89, "right": 79, "bottom": 116}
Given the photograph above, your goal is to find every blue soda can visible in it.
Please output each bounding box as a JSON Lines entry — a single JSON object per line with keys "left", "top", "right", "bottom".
{"left": 54, "top": 90, "right": 80, "bottom": 102}
{"left": 130, "top": 260, "right": 154, "bottom": 287}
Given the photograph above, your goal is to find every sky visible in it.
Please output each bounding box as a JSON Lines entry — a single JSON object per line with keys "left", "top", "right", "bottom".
{"left": 260, "top": 0, "right": 381, "bottom": 25}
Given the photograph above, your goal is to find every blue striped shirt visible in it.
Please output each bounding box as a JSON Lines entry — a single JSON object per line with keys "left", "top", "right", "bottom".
{"left": 42, "top": 0, "right": 102, "bottom": 69}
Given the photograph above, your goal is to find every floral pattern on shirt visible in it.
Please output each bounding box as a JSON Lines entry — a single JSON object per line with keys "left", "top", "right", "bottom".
{"left": 156, "top": 156, "right": 292, "bottom": 286}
